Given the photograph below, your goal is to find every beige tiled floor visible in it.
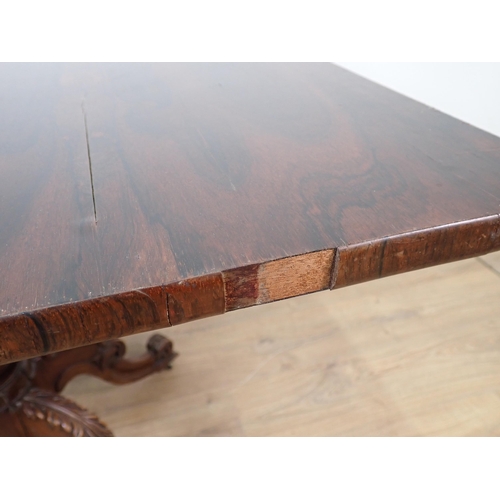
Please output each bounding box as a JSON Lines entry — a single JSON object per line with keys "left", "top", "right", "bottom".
{"left": 65, "top": 252, "right": 500, "bottom": 436}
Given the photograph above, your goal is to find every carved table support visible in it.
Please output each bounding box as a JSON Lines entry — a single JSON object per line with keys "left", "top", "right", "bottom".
{"left": 0, "top": 334, "right": 177, "bottom": 437}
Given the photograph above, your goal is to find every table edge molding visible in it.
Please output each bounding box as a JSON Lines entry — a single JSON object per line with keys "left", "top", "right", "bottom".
{"left": 2, "top": 214, "right": 500, "bottom": 365}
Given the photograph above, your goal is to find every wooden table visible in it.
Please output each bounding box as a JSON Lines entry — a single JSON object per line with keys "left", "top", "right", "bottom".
{"left": 1, "top": 63, "right": 500, "bottom": 436}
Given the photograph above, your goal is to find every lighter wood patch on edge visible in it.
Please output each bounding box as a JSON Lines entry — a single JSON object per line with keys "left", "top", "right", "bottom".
{"left": 257, "top": 250, "right": 335, "bottom": 304}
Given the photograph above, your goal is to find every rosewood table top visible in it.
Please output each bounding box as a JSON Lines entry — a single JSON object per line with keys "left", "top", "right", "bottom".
{"left": 1, "top": 63, "right": 500, "bottom": 365}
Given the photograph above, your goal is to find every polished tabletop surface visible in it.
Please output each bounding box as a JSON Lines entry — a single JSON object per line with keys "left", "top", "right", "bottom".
{"left": 1, "top": 63, "right": 500, "bottom": 363}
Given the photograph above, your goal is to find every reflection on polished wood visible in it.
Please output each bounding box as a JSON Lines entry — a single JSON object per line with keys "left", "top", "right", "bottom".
{"left": 64, "top": 255, "right": 500, "bottom": 436}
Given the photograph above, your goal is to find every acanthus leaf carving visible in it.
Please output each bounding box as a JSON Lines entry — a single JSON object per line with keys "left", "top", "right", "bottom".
{"left": 21, "top": 388, "right": 113, "bottom": 437}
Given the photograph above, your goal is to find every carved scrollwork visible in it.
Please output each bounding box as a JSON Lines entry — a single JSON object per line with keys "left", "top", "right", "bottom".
{"left": 0, "top": 333, "right": 177, "bottom": 436}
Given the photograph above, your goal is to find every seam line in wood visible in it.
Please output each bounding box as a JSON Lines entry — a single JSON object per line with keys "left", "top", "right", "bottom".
{"left": 165, "top": 292, "right": 172, "bottom": 327}
{"left": 329, "top": 248, "right": 340, "bottom": 289}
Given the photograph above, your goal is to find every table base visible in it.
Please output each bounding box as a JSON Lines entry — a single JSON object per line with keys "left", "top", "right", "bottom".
{"left": 0, "top": 334, "right": 177, "bottom": 436}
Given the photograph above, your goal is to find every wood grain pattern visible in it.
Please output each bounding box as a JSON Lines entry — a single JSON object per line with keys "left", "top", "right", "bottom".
{"left": 167, "top": 274, "right": 225, "bottom": 326}
{"left": 333, "top": 215, "right": 500, "bottom": 288}
{"left": 0, "top": 287, "right": 170, "bottom": 363}
{"left": 1, "top": 63, "right": 500, "bottom": 364}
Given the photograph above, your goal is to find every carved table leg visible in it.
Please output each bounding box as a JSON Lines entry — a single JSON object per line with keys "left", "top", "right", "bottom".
{"left": 0, "top": 334, "right": 177, "bottom": 437}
